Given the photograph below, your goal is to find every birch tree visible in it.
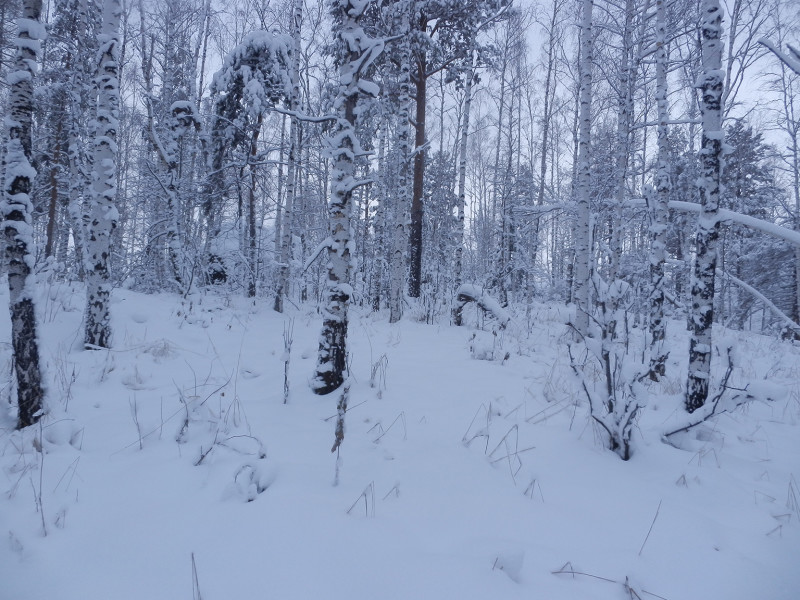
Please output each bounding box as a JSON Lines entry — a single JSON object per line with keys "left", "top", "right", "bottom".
{"left": 85, "top": 0, "right": 122, "bottom": 349}
{"left": 312, "top": 0, "right": 383, "bottom": 394}
{"left": 573, "top": 0, "right": 594, "bottom": 336}
{"left": 389, "top": 0, "right": 412, "bottom": 324}
{"left": 274, "top": 0, "right": 303, "bottom": 313}
{"left": 686, "top": 0, "right": 725, "bottom": 413}
{"left": 648, "top": 0, "right": 670, "bottom": 380}
{"left": 2, "top": 0, "right": 45, "bottom": 427}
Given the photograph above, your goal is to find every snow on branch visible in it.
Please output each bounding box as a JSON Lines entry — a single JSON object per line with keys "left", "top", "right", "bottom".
{"left": 717, "top": 269, "right": 800, "bottom": 336}
{"left": 759, "top": 37, "right": 800, "bottom": 76}
{"left": 627, "top": 198, "right": 800, "bottom": 247}
{"left": 455, "top": 284, "right": 511, "bottom": 329}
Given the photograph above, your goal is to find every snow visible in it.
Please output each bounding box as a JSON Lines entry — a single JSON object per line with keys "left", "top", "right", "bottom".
{"left": 1, "top": 287, "right": 799, "bottom": 600}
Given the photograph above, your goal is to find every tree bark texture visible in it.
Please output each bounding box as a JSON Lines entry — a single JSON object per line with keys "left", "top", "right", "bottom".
{"left": 3, "top": 0, "right": 45, "bottom": 427}
{"left": 86, "top": 0, "right": 121, "bottom": 349}
{"left": 573, "top": 0, "right": 594, "bottom": 336}
{"left": 313, "top": 0, "right": 381, "bottom": 394}
{"left": 686, "top": 0, "right": 724, "bottom": 413}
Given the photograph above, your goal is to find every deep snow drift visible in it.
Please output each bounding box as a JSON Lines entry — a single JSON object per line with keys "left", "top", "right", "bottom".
{"left": 1, "top": 284, "right": 798, "bottom": 599}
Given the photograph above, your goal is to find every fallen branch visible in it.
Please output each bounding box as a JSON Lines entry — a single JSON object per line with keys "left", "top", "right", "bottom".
{"left": 454, "top": 284, "right": 511, "bottom": 329}
{"left": 663, "top": 347, "right": 770, "bottom": 439}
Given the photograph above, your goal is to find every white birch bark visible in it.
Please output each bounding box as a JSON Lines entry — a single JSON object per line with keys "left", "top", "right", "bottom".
{"left": 452, "top": 44, "right": 476, "bottom": 326}
{"left": 2, "top": 0, "right": 45, "bottom": 427}
{"left": 312, "top": 0, "right": 383, "bottom": 394}
{"left": 686, "top": 0, "right": 724, "bottom": 413}
{"left": 389, "top": 1, "right": 412, "bottom": 324}
{"left": 274, "top": 0, "right": 302, "bottom": 313}
{"left": 66, "top": 0, "right": 90, "bottom": 279}
{"left": 573, "top": 0, "right": 594, "bottom": 336}
{"left": 85, "top": 0, "right": 121, "bottom": 348}
{"left": 648, "top": 0, "right": 670, "bottom": 380}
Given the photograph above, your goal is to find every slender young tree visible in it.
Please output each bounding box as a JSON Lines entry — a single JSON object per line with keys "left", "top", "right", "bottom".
{"left": 686, "top": 0, "right": 725, "bottom": 413}
{"left": 85, "top": 0, "right": 122, "bottom": 349}
{"left": 389, "top": 0, "right": 413, "bottom": 324}
{"left": 312, "top": 0, "right": 383, "bottom": 394}
{"left": 274, "top": 0, "right": 303, "bottom": 313}
{"left": 648, "top": 0, "right": 671, "bottom": 380}
{"left": 452, "top": 43, "right": 476, "bottom": 326}
{"left": 573, "top": 0, "right": 594, "bottom": 336}
{"left": 3, "top": 0, "right": 45, "bottom": 427}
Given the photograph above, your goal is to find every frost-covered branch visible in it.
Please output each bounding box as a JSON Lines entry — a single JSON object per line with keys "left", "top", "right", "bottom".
{"left": 758, "top": 38, "right": 800, "bottom": 75}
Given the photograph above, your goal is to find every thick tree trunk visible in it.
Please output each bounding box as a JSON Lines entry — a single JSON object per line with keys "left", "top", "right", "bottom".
{"left": 686, "top": 0, "right": 724, "bottom": 413}
{"left": 313, "top": 0, "right": 380, "bottom": 394}
{"left": 3, "top": 0, "right": 45, "bottom": 428}
{"left": 86, "top": 0, "right": 121, "bottom": 348}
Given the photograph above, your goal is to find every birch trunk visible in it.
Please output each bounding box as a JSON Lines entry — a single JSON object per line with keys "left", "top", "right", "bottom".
{"left": 390, "top": 3, "right": 412, "bottom": 324}
{"left": 3, "top": 0, "right": 45, "bottom": 427}
{"left": 66, "top": 0, "right": 90, "bottom": 280}
{"left": 573, "top": 0, "right": 594, "bottom": 336}
{"left": 648, "top": 0, "right": 670, "bottom": 379}
{"left": 312, "top": 0, "right": 381, "bottom": 394}
{"left": 452, "top": 44, "right": 476, "bottom": 326}
{"left": 274, "top": 0, "right": 302, "bottom": 313}
{"left": 686, "top": 0, "right": 724, "bottom": 413}
{"left": 86, "top": 0, "right": 121, "bottom": 348}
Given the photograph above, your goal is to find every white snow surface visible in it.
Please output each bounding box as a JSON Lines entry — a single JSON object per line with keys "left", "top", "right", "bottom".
{"left": 1, "top": 285, "right": 799, "bottom": 600}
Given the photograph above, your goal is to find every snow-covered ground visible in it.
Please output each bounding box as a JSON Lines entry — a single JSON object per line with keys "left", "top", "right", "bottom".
{"left": 1, "top": 284, "right": 798, "bottom": 599}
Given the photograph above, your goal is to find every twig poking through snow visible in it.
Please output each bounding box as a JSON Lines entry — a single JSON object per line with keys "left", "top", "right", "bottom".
{"left": 638, "top": 499, "right": 662, "bottom": 556}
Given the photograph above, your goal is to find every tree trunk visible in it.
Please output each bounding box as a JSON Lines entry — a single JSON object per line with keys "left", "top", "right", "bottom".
{"left": 686, "top": 0, "right": 724, "bottom": 413}
{"left": 408, "top": 13, "right": 427, "bottom": 299}
{"left": 573, "top": 0, "right": 594, "bottom": 336}
{"left": 275, "top": 0, "right": 302, "bottom": 313}
{"left": 3, "top": 0, "right": 45, "bottom": 427}
{"left": 313, "top": 0, "right": 380, "bottom": 394}
{"left": 648, "top": 0, "right": 670, "bottom": 380}
{"left": 86, "top": 0, "right": 121, "bottom": 348}
{"left": 452, "top": 43, "right": 476, "bottom": 326}
{"left": 390, "top": 3, "right": 413, "bottom": 324}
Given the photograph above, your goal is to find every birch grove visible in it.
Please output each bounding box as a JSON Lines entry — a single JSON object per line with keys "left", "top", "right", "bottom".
{"left": 2, "top": 0, "right": 799, "bottom": 447}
